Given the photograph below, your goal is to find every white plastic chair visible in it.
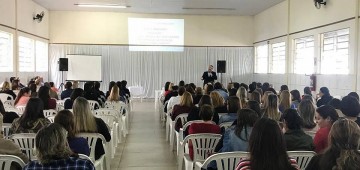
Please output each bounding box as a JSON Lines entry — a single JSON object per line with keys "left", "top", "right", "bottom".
{"left": 56, "top": 99, "right": 66, "bottom": 106}
{"left": 3, "top": 100, "right": 14, "bottom": 108}
{"left": 95, "top": 114, "right": 118, "bottom": 158}
{"left": 178, "top": 133, "right": 222, "bottom": 170}
{"left": 15, "top": 106, "right": 26, "bottom": 115}
{"left": 76, "top": 133, "right": 109, "bottom": 170}
{"left": 170, "top": 113, "right": 188, "bottom": 151}
{"left": 195, "top": 151, "right": 249, "bottom": 170}
{"left": 128, "top": 86, "right": 145, "bottom": 102}
{"left": 0, "top": 154, "right": 26, "bottom": 170}
{"left": 94, "top": 109, "right": 122, "bottom": 144}
{"left": 10, "top": 133, "right": 37, "bottom": 161}
{"left": 43, "top": 109, "right": 57, "bottom": 118}
{"left": 2, "top": 123, "right": 11, "bottom": 139}
{"left": 4, "top": 108, "right": 20, "bottom": 116}
{"left": 88, "top": 100, "right": 100, "bottom": 111}
{"left": 47, "top": 116, "right": 55, "bottom": 123}
{"left": 287, "top": 151, "right": 316, "bottom": 170}
{"left": 78, "top": 154, "right": 94, "bottom": 164}
{"left": 0, "top": 93, "right": 13, "bottom": 101}
{"left": 56, "top": 104, "right": 64, "bottom": 112}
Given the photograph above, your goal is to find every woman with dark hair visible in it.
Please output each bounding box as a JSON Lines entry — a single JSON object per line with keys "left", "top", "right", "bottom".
{"left": 192, "top": 87, "right": 203, "bottom": 105}
{"left": 205, "top": 84, "right": 214, "bottom": 95}
{"left": 38, "top": 86, "right": 56, "bottom": 110}
{"left": 179, "top": 80, "right": 185, "bottom": 87}
{"left": 246, "top": 100, "right": 262, "bottom": 117}
{"left": 280, "top": 85, "right": 289, "bottom": 93}
{"left": 29, "top": 83, "right": 38, "bottom": 98}
{"left": 9, "top": 98, "right": 50, "bottom": 135}
{"left": 298, "top": 100, "right": 318, "bottom": 133}
{"left": 187, "top": 95, "right": 219, "bottom": 124}
{"left": 290, "top": 90, "right": 301, "bottom": 109}
{"left": 249, "top": 91, "right": 261, "bottom": 104}
{"left": 283, "top": 109, "right": 314, "bottom": 151}
{"left": 0, "top": 99, "right": 19, "bottom": 123}
{"left": 14, "top": 87, "right": 31, "bottom": 107}
{"left": 55, "top": 110, "right": 90, "bottom": 156}
{"left": 316, "top": 87, "right": 333, "bottom": 107}
{"left": 261, "top": 82, "right": 270, "bottom": 94}
{"left": 105, "top": 81, "right": 116, "bottom": 99}
{"left": 218, "top": 96, "right": 240, "bottom": 124}
{"left": 64, "top": 88, "right": 84, "bottom": 109}
{"left": 329, "top": 98, "right": 344, "bottom": 117}
{"left": 61, "top": 82, "right": 73, "bottom": 99}
{"left": 304, "top": 86, "right": 312, "bottom": 96}
{"left": 219, "top": 109, "right": 259, "bottom": 152}
{"left": 235, "top": 118, "right": 299, "bottom": 170}
{"left": 314, "top": 105, "right": 339, "bottom": 153}
{"left": 340, "top": 96, "right": 360, "bottom": 125}
{"left": 348, "top": 91, "right": 359, "bottom": 101}
{"left": 306, "top": 119, "right": 360, "bottom": 170}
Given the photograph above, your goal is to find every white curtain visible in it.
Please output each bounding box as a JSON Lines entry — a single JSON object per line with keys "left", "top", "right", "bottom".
{"left": 49, "top": 44, "right": 254, "bottom": 98}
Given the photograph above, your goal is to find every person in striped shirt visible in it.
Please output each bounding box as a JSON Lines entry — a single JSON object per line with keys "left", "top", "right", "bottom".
{"left": 235, "top": 118, "right": 299, "bottom": 170}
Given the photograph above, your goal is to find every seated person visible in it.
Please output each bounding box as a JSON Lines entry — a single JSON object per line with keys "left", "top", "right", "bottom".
{"left": 0, "top": 81, "right": 16, "bottom": 99}
{"left": 0, "top": 100, "right": 19, "bottom": 123}
{"left": 14, "top": 87, "right": 31, "bottom": 107}
{"left": 218, "top": 96, "right": 240, "bottom": 124}
{"left": 210, "top": 91, "right": 228, "bottom": 113}
{"left": 64, "top": 88, "right": 84, "bottom": 109}
{"left": 61, "top": 82, "right": 73, "bottom": 99}
{"left": 340, "top": 95, "right": 360, "bottom": 126}
{"left": 23, "top": 123, "right": 95, "bottom": 170}
{"left": 171, "top": 92, "right": 194, "bottom": 131}
{"left": 188, "top": 104, "right": 221, "bottom": 160}
{"left": 187, "top": 95, "right": 219, "bottom": 124}
{"left": 55, "top": 110, "right": 90, "bottom": 156}
{"left": 283, "top": 109, "right": 314, "bottom": 151}
{"left": 38, "top": 86, "right": 57, "bottom": 110}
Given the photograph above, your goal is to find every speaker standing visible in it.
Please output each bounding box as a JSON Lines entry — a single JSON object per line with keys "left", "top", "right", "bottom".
{"left": 201, "top": 65, "right": 217, "bottom": 87}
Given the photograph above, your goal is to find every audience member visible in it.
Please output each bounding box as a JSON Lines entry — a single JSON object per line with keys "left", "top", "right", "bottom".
{"left": 306, "top": 119, "right": 360, "bottom": 170}
{"left": 329, "top": 98, "right": 344, "bottom": 117}
{"left": 9, "top": 98, "right": 50, "bottom": 135}
{"left": 192, "top": 87, "right": 203, "bottom": 105}
{"left": 213, "top": 82, "right": 229, "bottom": 101}
{"left": 210, "top": 91, "right": 227, "bottom": 113}
{"left": 228, "top": 88, "right": 238, "bottom": 97}
{"left": 14, "top": 87, "right": 31, "bottom": 107}
{"left": 105, "top": 81, "right": 116, "bottom": 99}
{"left": 302, "top": 94, "right": 315, "bottom": 103}
{"left": 219, "top": 96, "right": 240, "bottom": 124}
{"left": 55, "top": 110, "right": 90, "bottom": 156}
{"left": 94, "top": 81, "right": 106, "bottom": 105}
{"left": 262, "top": 94, "right": 281, "bottom": 121}
{"left": 61, "top": 82, "right": 73, "bottom": 99}
{"left": 314, "top": 105, "right": 339, "bottom": 153}
{"left": 64, "top": 88, "right": 84, "bottom": 109}
{"left": 340, "top": 95, "right": 360, "bottom": 126}
{"left": 83, "top": 82, "right": 102, "bottom": 107}
{"left": 298, "top": 100, "right": 318, "bottom": 133}
{"left": 188, "top": 105, "right": 221, "bottom": 160}
{"left": 347, "top": 91, "right": 359, "bottom": 101}
{"left": 316, "top": 87, "right": 333, "bottom": 107}
{"left": 280, "top": 85, "right": 289, "bottom": 93}
{"left": 0, "top": 81, "right": 16, "bottom": 99}
{"left": 49, "top": 82, "right": 59, "bottom": 93}
{"left": 236, "top": 87, "right": 247, "bottom": 108}
{"left": 249, "top": 91, "right": 261, "bottom": 104}
{"left": 279, "top": 90, "right": 292, "bottom": 113}
{"left": 261, "top": 82, "right": 270, "bottom": 94}
{"left": 171, "top": 92, "right": 194, "bottom": 131}
{"left": 164, "top": 85, "right": 178, "bottom": 104}
{"left": 29, "top": 83, "right": 38, "bottom": 98}
{"left": 187, "top": 95, "right": 219, "bottom": 124}
{"left": 167, "top": 87, "right": 185, "bottom": 113}
{"left": 235, "top": 118, "right": 299, "bottom": 170}
{"left": 73, "top": 97, "right": 111, "bottom": 160}
{"left": 43, "top": 82, "right": 59, "bottom": 100}
{"left": 261, "top": 91, "right": 273, "bottom": 108}
{"left": 246, "top": 100, "right": 262, "bottom": 117}
{"left": 205, "top": 84, "right": 214, "bottom": 95}
{"left": 0, "top": 99, "right": 19, "bottom": 123}
{"left": 179, "top": 80, "right": 185, "bottom": 87}
{"left": 283, "top": 109, "right": 314, "bottom": 151}
{"left": 290, "top": 90, "right": 301, "bottom": 109}
{"left": 24, "top": 123, "right": 95, "bottom": 170}
{"left": 107, "top": 85, "right": 121, "bottom": 102}
{"left": 38, "top": 86, "right": 57, "bottom": 109}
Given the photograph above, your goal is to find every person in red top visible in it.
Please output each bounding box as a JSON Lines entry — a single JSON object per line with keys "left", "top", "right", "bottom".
{"left": 313, "top": 105, "right": 339, "bottom": 153}
{"left": 171, "top": 91, "right": 194, "bottom": 131}
{"left": 188, "top": 104, "right": 221, "bottom": 160}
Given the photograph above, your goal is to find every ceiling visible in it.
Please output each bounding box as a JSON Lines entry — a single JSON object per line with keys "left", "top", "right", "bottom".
{"left": 33, "top": 0, "right": 285, "bottom": 16}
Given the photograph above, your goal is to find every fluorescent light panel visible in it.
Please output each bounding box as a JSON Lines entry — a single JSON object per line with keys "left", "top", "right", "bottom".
{"left": 75, "top": 3, "right": 128, "bottom": 8}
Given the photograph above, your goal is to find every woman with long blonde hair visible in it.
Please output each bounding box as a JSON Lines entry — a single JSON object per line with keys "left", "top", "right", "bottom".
{"left": 279, "top": 90, "right": 292, "bottom": 113}
{"left": 171, "top": 92, "right": 194, "bottom": 131}
{"left": 210, "top": 91, "right": 227, "bottom": 113}
{"left": 236, "top": 87, "right": 248, "bottom": 109}
{"left": 263, "top": 94, "right": 280, "bottom": 121}
{"left": 107, "top": 85, "right": 120, "bottom": 102}
{"left": 73, "top": 97, "right": 111, "bottom": 160}
{"left": 261, "top": 91, "right": 273, "bottom": 109}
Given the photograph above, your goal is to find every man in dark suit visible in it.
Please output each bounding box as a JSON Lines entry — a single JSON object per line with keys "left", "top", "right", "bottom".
{"left": 202, "top": 65, "right": 217, "bottom": 87}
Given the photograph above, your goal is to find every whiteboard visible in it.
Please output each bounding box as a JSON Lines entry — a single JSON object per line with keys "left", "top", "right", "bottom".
{"left": 66, "top": 55, "right": 102, "bottom": 81}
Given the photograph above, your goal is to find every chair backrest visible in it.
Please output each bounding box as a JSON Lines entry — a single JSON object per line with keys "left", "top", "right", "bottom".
{"left": 3, "top": 100, "right": 14, "bottom": 107}
{"left": 219, "top": 122, "right": 233, "bottom": 130}
{"left": 87, "top": 100, "right": 99, "bottom": 111}
{"left": 184, "top": 133, "right": 222, "bottom": 162}
{"left": 182, "top": 120, "right": 205, "bottom": 132}
{"left": 56, "top": 104, "right": 65, "bottom": 112}
{"left": 56, "top": 100, "right": 66, "bottom": 106}
{"left": 199, "top": 151, "right": 249, "bottom": 170}
{"left": 95, "top": 114, "right": 118, "bottom": 129}
{"left": 0, "top": 154, "right": 26, "bottom": 170}
{"left": 4, "top": 108, "right": 20, "bottom": 116}
{"left": 78, "top": 154, "right": 94, "bottom": 164}
{"left": 287, "top": 151, "right": 316, "bottom": 170}
{"left": 43, "top": 109, "right": 57, "bottom": 117}
{"left": 174, "top": 113, "right": 188, "bottom": 126}
{"left": 15, "top": 106, "right": 26, "bottom": 115}
{"left": 0, "top": 93, "right": 13, "bottom": 101}
{"left": 2, "top": 123, "right": 11, "bottom": 139}
{"left": 10, "top": 133, "right": 37, "bottom": 160}
{"left": 94, "top": 108, "right": 121, "bottom": 118}
{"left": 128, "top": 86, "right": 145, "bottom": 97}
{"left": 47, "top": 116, "right": 55, "bottom": 123}
{"left": 75, "top": 133, "right": 106, "bottom": 162}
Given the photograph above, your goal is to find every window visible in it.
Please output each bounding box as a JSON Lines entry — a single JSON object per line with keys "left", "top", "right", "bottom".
{"left": 18, "top": 36, "right": 35, "bottom": 72}
{"left": 320, "top": 28, "right": 349, "bottom": 74}
{"left": 35, "top": 41, "right": 48, "bottom": 72}
{"left": 0, "top": 31, "right": 13, "bottom": 72}
{"left": 294, "top": 36, "right": 315, "bottom": 74}
{"left": 254, "top": 44, "right": 268, "bottom": 73}
{"left": 270, "top": 42, "right": 286, "bottom": 74}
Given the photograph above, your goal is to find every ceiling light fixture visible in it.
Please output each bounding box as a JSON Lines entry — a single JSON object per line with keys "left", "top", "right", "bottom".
{"left": 74, "top": 3, "right": 128, "bottom": 9}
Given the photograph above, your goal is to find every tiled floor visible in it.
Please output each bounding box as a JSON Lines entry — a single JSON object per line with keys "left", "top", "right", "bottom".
{"left": 110, "top": 101, "right": 177, "bottom": 170}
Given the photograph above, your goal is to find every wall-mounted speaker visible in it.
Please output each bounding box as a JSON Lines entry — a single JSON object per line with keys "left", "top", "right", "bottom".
{"left": 59, "top": 58, "right": 68, "bottom": 71}
{"left": 217, "top": 60, "right": 226, "bottom": 73}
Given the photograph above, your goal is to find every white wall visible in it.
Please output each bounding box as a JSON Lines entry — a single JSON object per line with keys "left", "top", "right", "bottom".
{"left": 49, "top": 11, "right": 254, "bottom": 46}
{"left": 0, "top": 0, "right": 49, "bottom": 84}
{"left": 253, "top": 0, "right": 360, "bottom": 97}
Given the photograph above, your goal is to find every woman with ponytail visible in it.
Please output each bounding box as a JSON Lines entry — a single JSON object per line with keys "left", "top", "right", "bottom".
{"left": 306, "top": 118, "right": 360, "bottom": 170}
